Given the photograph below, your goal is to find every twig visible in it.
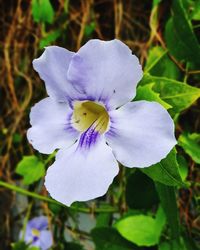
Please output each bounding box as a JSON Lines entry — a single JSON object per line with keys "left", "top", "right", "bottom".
{"left": 0, "top": 180, "right": 118, "bottom": 214}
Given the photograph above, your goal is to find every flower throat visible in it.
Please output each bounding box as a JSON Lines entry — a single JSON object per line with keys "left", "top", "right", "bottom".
{"left": 72, "top": 101, "right": 109, "bottom": 133}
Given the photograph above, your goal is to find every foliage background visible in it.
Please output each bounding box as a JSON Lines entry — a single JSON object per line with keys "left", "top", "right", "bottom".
{"left": 0, "top": 0, "right": 200, "bottom": 249}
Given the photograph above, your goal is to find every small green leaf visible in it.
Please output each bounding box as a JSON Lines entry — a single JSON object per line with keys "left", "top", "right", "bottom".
{"left": 135, "top": 83, "right": 172, "bottom": 110}
{"left": 32, "top": 0, "right": 55, "bottom": 24}
{"left": 145, "top": 46, "right": 180, "bottom": 79}
{"left": 155, "top": 206, "right": 167, "bottom": 236}
{"left": 13, "top": 133, "right": 22, "bottom": 144}
{"left": 142, "top": 149, "right": 185, "bottom": 187}
{"left": 16, "top": 156, "right": 45, "bottom": 185}
{"left": 141, "top": 74, "right": 200, "bottom": 114}
{"left": 84, "top": 22, "right": 95, "bottom": 37}
{"left": 144, "top": 46, "right": 167, "bottom": 73}
{"left": 39, "top": 30, "right": 61, "bottom": 49}
{"left": 115, "top": 207, "right": 166, "bottom": 247}
{"left": 178, "top": 133, "right": 200, "bottom": 164}
{"left": 191, "top": 0, "right": 200, "bottom": 20}
{"left": 91, "top": 227, "right": 139, "bottom": 250}
{"left": 177, "top": 155, "right": 188, "bottom": 181}
{"left": 28, "top": 247, "right": 40, "bottom": 250}
{"left": 11, "top": 241, "right": 28, "bottom": 250}
{"left": 153, "top": 0, "right": 162, "bottom": 7}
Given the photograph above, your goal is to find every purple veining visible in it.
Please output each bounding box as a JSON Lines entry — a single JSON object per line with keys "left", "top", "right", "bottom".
{"left": 33, "top": 236, "right": 39, "bottom": 243}
{"left": 64, "top": 111, "right": 77, "bottom": 134}
{"left": 105, "top": 114, "right": 117, "bottom": 137}
{"left": 79, "top": 126, "right": 100, "bottom": 150}
{"left": 106, "top": 128, "right": 117, "bottom": 137}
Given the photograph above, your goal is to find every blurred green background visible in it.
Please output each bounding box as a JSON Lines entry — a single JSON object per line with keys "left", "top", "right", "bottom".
{"left": 0, "top": 0, "right": 200, "bottom": 249}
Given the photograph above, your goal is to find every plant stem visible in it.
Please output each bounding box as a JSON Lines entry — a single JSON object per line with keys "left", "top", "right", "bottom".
{"left": 44, "top": 151, "right": 56, "bottom": 166}
{"left": 0, "top": 180, "right": 118, "bottom": 214}
{"left": 21, "top": 202, "right": 32, "bottom": 240}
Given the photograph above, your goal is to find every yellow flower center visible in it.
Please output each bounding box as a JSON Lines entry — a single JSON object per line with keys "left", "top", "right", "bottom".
{"left": 72, "top": 101, "right": 109, "bottom": 133}
{"left": 32, "top": 228, "right": 40, "bottom": 237}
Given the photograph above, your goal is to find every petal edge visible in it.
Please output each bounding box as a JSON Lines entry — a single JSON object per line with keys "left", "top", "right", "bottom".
{"left": 106, "top": 101, "right": 177, "bottom": 168}
{"left": 45, "top": 136, "right": 119, "bottom": 205}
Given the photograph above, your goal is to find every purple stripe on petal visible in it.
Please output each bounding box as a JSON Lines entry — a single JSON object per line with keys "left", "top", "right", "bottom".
{"left": 105, "top": 114, "right": 117, "bottom": 137}
{"left": 64, "top": 111, "right": 78, "bottom": 134}
{"left": 79, "top": 127, "right": 100, "bottom": 150}
{"left": 106, "top": 128, "right": 117, "bottom": 137}
{"left": 33, "top": 236, "right": 39, "bottom": 243}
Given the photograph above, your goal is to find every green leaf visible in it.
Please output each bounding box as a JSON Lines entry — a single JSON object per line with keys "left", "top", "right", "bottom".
{"left": 11, "top": 241, "right": 40, "bottom": 250}
{"left": 144, "top": 46, "right": 180, "bottom": 79}
{"left": 145, "top": 46, "right": 167, "bottom": 73}
{"left": 159, "top": 241, "right": 171, "bottom": 250}
{"left": 178, "top": 133, "right": 200, "bottom": 164}
{"left": 165, "top": 0, "right": 200, "bottom": 66}
{"left": 155, "top": 206, "right": 167, "bottom": 236}
{"left": 141, "top": 74, "right": 200, "bottom": 114}
{"left": 142, "top": 149, "right": 185, "bottom": 187}
{"left": 177, "top": 155, "right": 188, "bottom": 181}
{"left": 156, "top": 184, "right": 181, "bottom": 249}
{"left": 115, "top": 207, "right": 166, "bottom": 247}
{"left": 28, "top": 247, "right": 40, "bottom": 250}
{"left": 153, "top": 0, "right": 162, "bottom": 7}
{"left": 13, "top": 133, "right": 22, "bottom": 144}
{"left": 126, "top": 170, "right": 159, "bottom": 209}
{"left": 91, "top": 227, "right": 139, "bottom": 250}
{"left": 191, "top": 0, "right": 200, "bottom": 20}
{"left": 182, "top": 0, "right": 200, "bottom": 21}
{"left": 11, "top": 241, "right": 28, "bottom": 250}
{"left": 159, "top": 240, "right": 187, "bottom": 250}
{"left": 135, "top": 83, "right": 172, "bottom": 110}
{"left": 64, "top": 242, "right": 85, "bottom": 250}
{"left": 84, "top": 22, "right": 95, "bottom": 37}
{"left": 48, "top": 202, "right": 62, "bottom": 214}
{"left": 16, "top": 156, "right": 45, "bottom": 185}
{"left": 96, "top": 208, "right": 111, "bottom": 228}
{"left": 39, "top": 30, "right": 61, "bottom": 49}
{"left": 31, "top": 0, "right": 55, "bottom": 24}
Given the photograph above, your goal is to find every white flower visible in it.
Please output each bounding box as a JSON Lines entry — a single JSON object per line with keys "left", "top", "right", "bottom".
{"left": 27, "top": 39, "right": 176, "bottom": 206}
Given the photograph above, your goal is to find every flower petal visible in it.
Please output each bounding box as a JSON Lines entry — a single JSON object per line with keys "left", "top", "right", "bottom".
{"left": 27, "top": 97, "right": 79, "bottom": 154}
{"left": 28, "top": 216, "right": 48, "bottom": 230}
{"left": 39, "top": 230, "right": 53, "bottom": 250}
{"left": 45, "top": 135, "right": 119, "bottom": 205}
{"left": 67, "top": 39, "right": 143, "bottom": 109}
{"left": 31, "top": 239, "right": 41, "bottom": 248}
{"left": 33, "top": 46, "right": 81, "bottom": 102}
{"left": 106, "top": 101, "right": 176, "bottom": 167}
{"left": 23, "top": 227, "right": 32, "bottom": 244}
